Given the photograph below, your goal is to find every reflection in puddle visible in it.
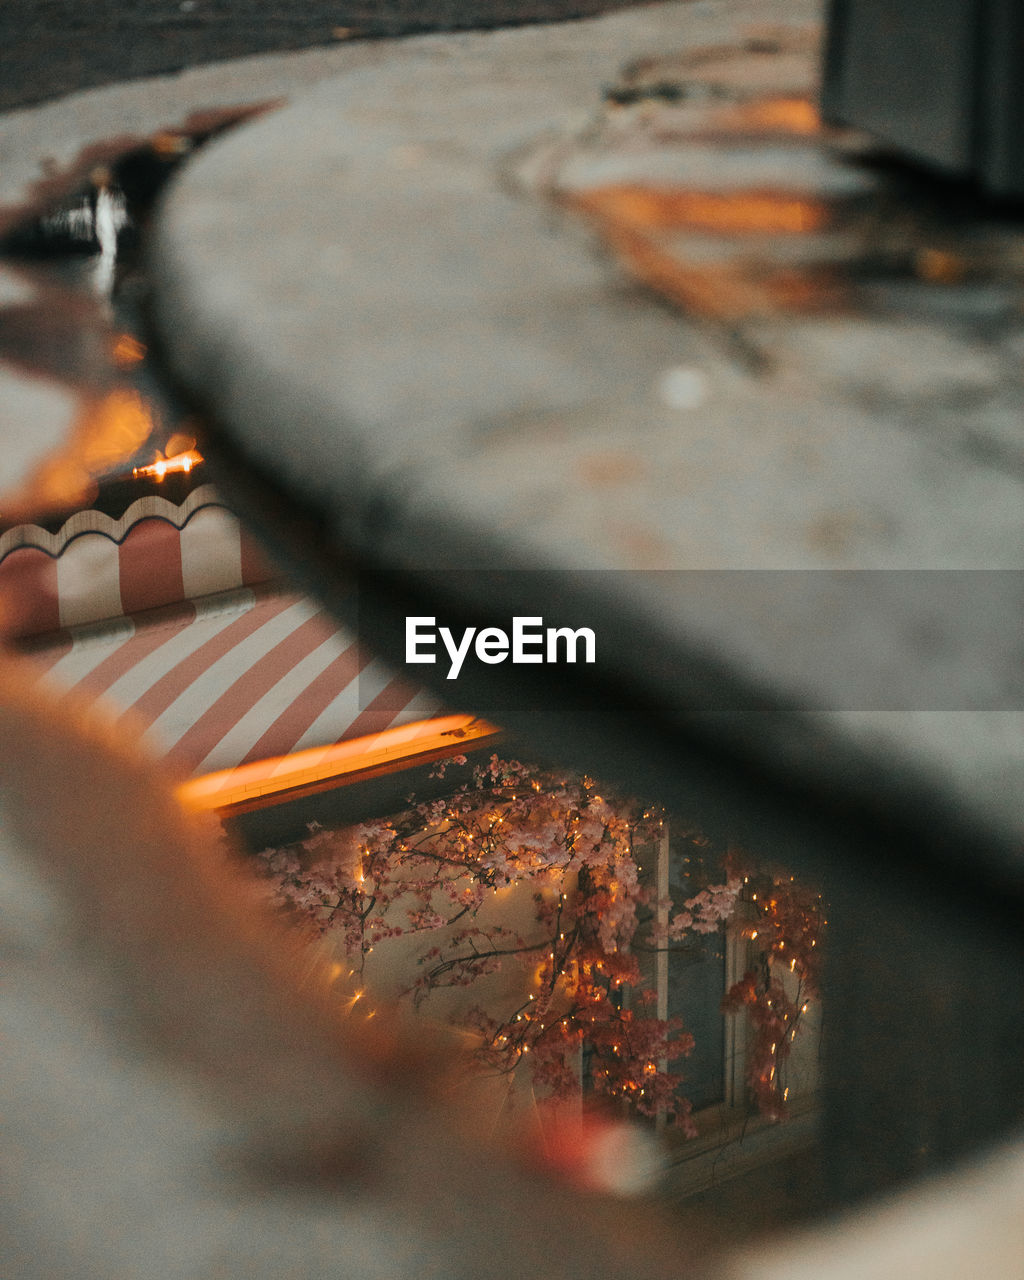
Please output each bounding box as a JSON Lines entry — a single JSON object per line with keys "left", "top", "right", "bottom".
{"left": 0, "top": 110, "right": 270, "bottom": 531}
{"left": 21, "top": 386, "right": 161, "bottom": 517}
{"left": 1, "top": 186, "right": 190, "bottom": 524}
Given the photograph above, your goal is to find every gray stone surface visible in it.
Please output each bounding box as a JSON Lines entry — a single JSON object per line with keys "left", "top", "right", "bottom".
{"left": 149, "top": 0, "right": 1024, "bottom": 864}
{"left": 0, "top": 39, "right": 401, "bottom": 228}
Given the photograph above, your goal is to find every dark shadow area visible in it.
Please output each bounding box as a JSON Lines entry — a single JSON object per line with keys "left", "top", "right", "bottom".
{"left": 669, "top": 1146, "right": 827, "bottom": 1249}
{"left": 1, "top": 0, "right": 653, "bottom": 111}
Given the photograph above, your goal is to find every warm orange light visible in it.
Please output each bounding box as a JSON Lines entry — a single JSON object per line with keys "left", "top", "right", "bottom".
{"left": 165, "top": 431, "right": 197, "bottom": 458}
{"left": 6, "top": 387, "right": 158, "bottom": 520}
{"left": 132, "top": 448, "right": 203, "bottom": 481}
{"left": 152, "top": 131, "right": 191, "bottom": 157}
{"left": 717, "top": 96, "right": 821, "bottom": 136}
{"left": 573, "top": 185, "right": 827, "bottom": 235}
{"left": 110, "top": 333, "right": 147, "bottom": 367}
{"left": 572, "top": 218, "right": 767, "bottom": 324}
{"left": 177, "top": 713, "right": 501, "bottom": 814}
{"left": 82, "top": 390, "right": 156, "bottom": 467}
{"left": 914, "top": 247, "right": 967, "bottom": 284}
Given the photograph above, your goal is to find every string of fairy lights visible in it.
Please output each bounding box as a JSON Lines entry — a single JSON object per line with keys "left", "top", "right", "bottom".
{"left": 260, "top": 759, "right": 827, "bottom": 1127}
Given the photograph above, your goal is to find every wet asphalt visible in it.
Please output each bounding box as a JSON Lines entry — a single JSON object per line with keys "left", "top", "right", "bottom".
{"left": 1, "top": 0, "right": 647, "bottom": 110}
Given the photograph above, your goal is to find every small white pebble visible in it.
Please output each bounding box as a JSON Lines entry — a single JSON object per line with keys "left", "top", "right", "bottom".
{"left": 658, "top": 366, "right": 709, "bottom": 410}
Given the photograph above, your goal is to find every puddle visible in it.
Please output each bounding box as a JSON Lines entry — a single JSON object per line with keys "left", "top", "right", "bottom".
{"left": 0, "top": 105, "right": 274, "bottom": 530}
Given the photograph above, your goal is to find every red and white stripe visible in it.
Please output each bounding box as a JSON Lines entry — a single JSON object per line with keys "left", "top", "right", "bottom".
{"left": 28, "top": 586, "right": 442, "bottom": 776}
{"left": 3, "top": 489, "right": 443, "bottom": 779}
{"left": 0, "top": 487, "right": 274, "bottom": 641}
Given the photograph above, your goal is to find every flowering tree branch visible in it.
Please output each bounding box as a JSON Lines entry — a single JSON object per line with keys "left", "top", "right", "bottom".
{"left": 255, "top": 755, "right": 823, "bottom": 1130}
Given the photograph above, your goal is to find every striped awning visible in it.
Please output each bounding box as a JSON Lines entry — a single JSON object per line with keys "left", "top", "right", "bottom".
{"left": 0, "top": 485, "right": 273, "bottom": 640}
{"left": 1, "top": 487, "right": 483, "bottom": 793}
{"left": 25, "top": 585, "right": 443, "bottom": 777}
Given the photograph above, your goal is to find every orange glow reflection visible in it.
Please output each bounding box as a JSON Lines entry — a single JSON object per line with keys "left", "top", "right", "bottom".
{"left": 573, "top": 185, "right": 828, "bottom": 235}
{"left": 178, "top": 714, "right": 501, "bottom": 815}
{"left": 110, "top": 333, "right": 147, "bottom": 367}
{"left": 80, "top": 389, "right": 157, "bottom": 466}
{"left": 132, "top": 448, "right": 203, "bottom": 481}
{"left": 715, "top": 96, "right": 821, "bottom": 136}
{"left": 8, "top": 387, "right": 157, "bottom": 519}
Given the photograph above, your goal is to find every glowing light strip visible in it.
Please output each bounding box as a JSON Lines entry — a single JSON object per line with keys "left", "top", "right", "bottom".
{"left": 177, "top": 713, "right": 500, "bottom": 814}
{"left": 132, "top": 449, "right": 203, "bottom": 480}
